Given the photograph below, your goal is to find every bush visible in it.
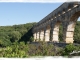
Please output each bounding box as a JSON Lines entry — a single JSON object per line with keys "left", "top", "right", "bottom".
{"left": 28, "top": 42, "right": 54, "bottom": 56}
{"left": 0, "top": 42, "right": 80, "bottom": 57}
{"left": 61, "top": 44, "right": 76, "bottom": 56}
{"left": 0, "top": 42, "right": 29, "bottom": 57}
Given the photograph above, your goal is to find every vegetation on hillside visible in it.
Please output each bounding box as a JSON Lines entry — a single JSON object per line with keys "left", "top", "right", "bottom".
{"left": 0, "top": 22, "right": 36, "bottom": 47}
{"left": 0, "top": 42, "right": 80, "bottom": 57}
{"left": 0, "top": 21, "right": 80, "bottom": 57}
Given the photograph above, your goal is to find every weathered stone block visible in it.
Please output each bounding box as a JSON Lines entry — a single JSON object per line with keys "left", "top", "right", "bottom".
{"left": 54, "top": 27, "right": 59, "bottom": 31}
{"left": 52, "top": 35, "right": 59, "bottom": 42}
{"left": 53, "top": 31, "right": 58, "bottom": 35}
{"left": 65, "top": 38, "right": 74, "bottom": 43}
{"left": 40, "top": 37, "right": 44, "bottom": 41}
{"left": 67, "top": 28, "right": 74, "bottom": 31}
{"left": 66, "top": 32, "right": 73, "bottom": 37}
{"left": 45, "top": 36, "right": 50, "bottom": 41}
{"left": 67, "top": 22, "right": 75, "bottom": 31}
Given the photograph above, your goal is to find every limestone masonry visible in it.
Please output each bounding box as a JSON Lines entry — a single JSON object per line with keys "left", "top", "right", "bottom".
{"left": 32, "top": 2, "right": 80, "bottom": 43}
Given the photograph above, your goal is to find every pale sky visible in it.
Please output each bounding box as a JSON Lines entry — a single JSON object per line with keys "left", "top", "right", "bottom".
{"left": 0, "top": 2, "right": 80, "bottom": 26}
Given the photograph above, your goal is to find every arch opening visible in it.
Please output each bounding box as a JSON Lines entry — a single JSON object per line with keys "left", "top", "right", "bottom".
{"left": 45, "top": 25, "right": 51, "bottom": 42}
{"left": 39, "top": 30, "right": 44, "bottom": 42}
{"left": 59, "top": 23, "right": 63, "bottom": 42}
{"left": 74, "top": 17, "right": 80, "bottom": 43}
{"left": 65, "top": 11, "right": 80, "bottom": 43}
{"left": 36, "top": 31, "right": 39, "bottom": 42}
{"left": 52, "top": 21, "right": 61, "bottom": 43}
{"left": 33, "top": 32, "right": 37, "bottom": 42}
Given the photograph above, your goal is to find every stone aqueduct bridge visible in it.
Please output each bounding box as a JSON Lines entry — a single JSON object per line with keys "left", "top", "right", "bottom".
{"left": 32, "top": 2, "right": 80, "bottom": 43}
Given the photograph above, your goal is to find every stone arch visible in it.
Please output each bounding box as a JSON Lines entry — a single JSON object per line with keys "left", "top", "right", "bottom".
{"left": 45, "top": 25, "right": 51, "bottom": 42}
{"left": 65, "top": 11, "right": 80, "bottom": 43}
{"left": 33, "top": 32, "right": 37, "bottom": 42}
{"left": 52, "top": 20, "right": 61, "bottom": 43}
{"left": 36, "top": 30, "right": 39, "bottom": 41}
{"left": 39, "top": 29, "right": 44, "bottom": 41}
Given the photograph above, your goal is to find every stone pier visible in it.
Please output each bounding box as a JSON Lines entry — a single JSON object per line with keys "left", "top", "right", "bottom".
{"left": 32, "top": 2, "right": 80, "bottom": 43}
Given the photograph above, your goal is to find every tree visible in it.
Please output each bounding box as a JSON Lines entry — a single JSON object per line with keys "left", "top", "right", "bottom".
{"left": 9, "top": 31, "right": 21, "bottom": 42}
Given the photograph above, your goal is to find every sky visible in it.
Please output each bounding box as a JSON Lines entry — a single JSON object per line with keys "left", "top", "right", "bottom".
{"left": 0, "top": 2, "right": 80, "bottom": 26}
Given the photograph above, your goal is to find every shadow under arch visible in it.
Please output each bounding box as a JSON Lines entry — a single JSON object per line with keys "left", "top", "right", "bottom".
{"left": 65, "top": 11, "right": 80, "bottom": 43}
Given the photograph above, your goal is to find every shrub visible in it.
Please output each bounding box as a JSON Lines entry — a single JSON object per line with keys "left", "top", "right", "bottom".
{"left": 0, "top": 42, "right": 29, "bottom": 57}
{"left": 61, "top": 44, "right": 76, "bottom": 56}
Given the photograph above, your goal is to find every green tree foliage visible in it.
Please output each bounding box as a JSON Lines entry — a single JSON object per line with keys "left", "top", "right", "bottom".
{"left": 0, "top": 42, "right": 55, "bottom": 57}
{"left": 0, "top": 32, "right": 11, "bottom": 46}
{"left": 9, "top": 31, "right": 21, "bottom": 42}
{"left": 0, "top": 42, "right": 29, "bottom": 57}
{"left": 61, "top": 44, "right": 76, "bottom": 56}
{"left": 0, "top": 42, "right": 80, "bottom": 57}
{"left": 59, "top": 23, "right": 63, "bottom": 42}
{"left": 0, "top": 22, "right": 36, "bottom": 47}
{"left": 74, "top": 21, "right": 80, "bottom": 43}
{"left": 0, "top": 21, "right": 80, "bottom": 57}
